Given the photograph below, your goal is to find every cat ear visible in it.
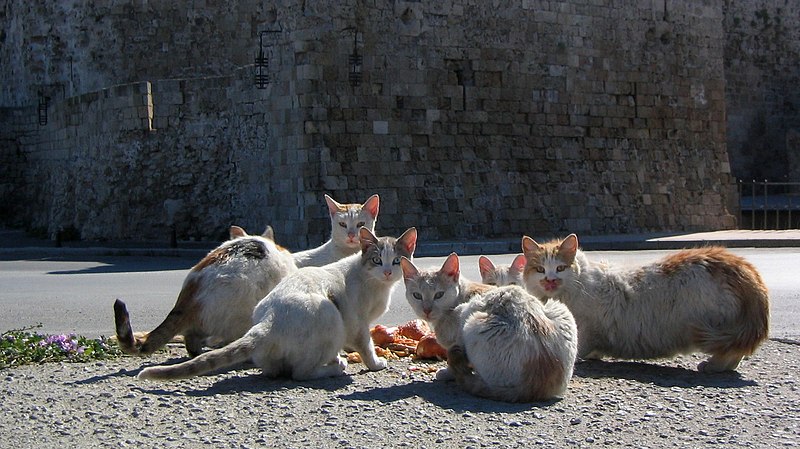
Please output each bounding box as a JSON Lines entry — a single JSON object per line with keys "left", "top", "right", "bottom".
{"left": 521, "top": 236, "right": 542, "bottom": 257}
{"left": 509, "top": 254, "right": 527, "bottom": 274}
{"left": 363, "top": 194, "right": 380, "bottom": 219}
{"left": 558, "top": 234, "right": 579, "bottom": 261}
{"left": 229, "top": 225, "right": 247, "bottom": 239}
{"left": 400, "top": 256, "right": 418, "bottom": 280}
{"left": 261, "top": 225, "right": 275, "bottom": 241}
{"left": 324, "top": 194, "right": 342, "bottom": 217}
{"left": 441, "top": 253, "right": 460, "bottom": 281}
{"left": 478, "top": 256, "right": 495, "bottom": 277}
{"left": 358, "top": 227, "right": 378, "bottom": 252}
{"left": 396, "top": 227, "right": 417, "bottom": 257}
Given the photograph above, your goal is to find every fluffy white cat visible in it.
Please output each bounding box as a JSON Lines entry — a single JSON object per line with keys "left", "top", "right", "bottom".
{"left": 402, "top": 254, "right": 578, "bottom": 402}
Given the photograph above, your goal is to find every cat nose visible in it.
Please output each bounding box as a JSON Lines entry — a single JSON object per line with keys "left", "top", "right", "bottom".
{"left": 383, "top": 269, "right": 392, "bottom": 277}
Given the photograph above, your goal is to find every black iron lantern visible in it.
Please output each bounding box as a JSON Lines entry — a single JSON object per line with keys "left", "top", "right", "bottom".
{"left": 37, "top": 91, "right": 49, "bottom": 126}
{"left": 348, "top": 29, "right": 362, "bottom": 87}
{"left": 255, "top": 30, "right": 279, "bottom": 89}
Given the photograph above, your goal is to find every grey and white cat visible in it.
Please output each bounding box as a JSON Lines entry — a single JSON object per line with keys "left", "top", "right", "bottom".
{"left": 478, "top": 254, "right": 526, "bottom": 286}
{"left": 401, "top": 254, "right": 578, "bottom": 402}
{"left": 114, "top": 225, "right": 297, "bottom": 357}
{"left": 522, "top": 234, "right": 770, "bottom": 372}
{"left": 138, "top": 227, "right": 417, "bottom": 381}
{"left": 292, "top": 194, "right": 380, "bottom": 267}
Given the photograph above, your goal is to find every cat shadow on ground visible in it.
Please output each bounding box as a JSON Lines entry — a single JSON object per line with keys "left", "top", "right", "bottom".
{"left": 574, "top": 359, "right": 757, "bottom": 388}
{"left": 70, "top": 367, "right": 141, "bottom": 385}
{"left": 339, "top": 378, "right": 558, "bottom": 413}
{"left": 110, "top": 357, "right": 355, "bottom": 397}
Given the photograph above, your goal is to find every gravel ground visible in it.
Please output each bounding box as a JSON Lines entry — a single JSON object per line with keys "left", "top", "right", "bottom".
{"left": 1, "top": 339, "right": 798, "bottom": 449}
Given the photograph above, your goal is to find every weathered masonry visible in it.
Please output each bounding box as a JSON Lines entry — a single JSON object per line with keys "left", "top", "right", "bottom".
{"left": 1, "top": 1, "right": 796, "bottom": 248}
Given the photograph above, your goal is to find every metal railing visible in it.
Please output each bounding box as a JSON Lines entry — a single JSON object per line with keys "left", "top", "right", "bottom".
{"left": 738, "top": 180, "right": 800, "bottom": 230}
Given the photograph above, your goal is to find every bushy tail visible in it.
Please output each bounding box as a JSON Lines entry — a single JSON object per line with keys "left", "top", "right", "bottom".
{"left": 695, "top": 251, "right": 770, "bottom": 357}
{"left": 138, "top": 335, "right": 255, "bottom": 381}
{"left": 114, "top": 290, "right": 196, "bottom": 355}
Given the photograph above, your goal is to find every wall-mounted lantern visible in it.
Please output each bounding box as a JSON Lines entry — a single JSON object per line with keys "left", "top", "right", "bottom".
{"left": 38, "top": 91, "right": 50, "bottom": 126}
{"left": 255, "top": 29, "right": 280, "bottom": 89}
{"left": 348, "top": 29, "right": 362, "bottom": 87}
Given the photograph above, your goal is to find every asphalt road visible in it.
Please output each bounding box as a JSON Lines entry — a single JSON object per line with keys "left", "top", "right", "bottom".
{"left": 0, "top": 248, "right": 798, "bottom": 341}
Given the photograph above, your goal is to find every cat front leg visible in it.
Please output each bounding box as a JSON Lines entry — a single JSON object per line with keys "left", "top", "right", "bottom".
{"left": 352, "top": 327, "right": 387, "bottom": 371}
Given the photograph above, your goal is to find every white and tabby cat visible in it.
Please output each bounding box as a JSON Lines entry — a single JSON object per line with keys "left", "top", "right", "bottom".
{"left": 292, "top": 194, "right": 380, "bottom": 267}
{"left": 522, "top": 234, "right": 770, "bottom": 372}
{"left": 114, "top": 225, "right": 297, "bottom": 357}
{"left": 401, "top": 254, "right": 577, "bottom": 402}
{"left": 478, "top": 254, "right": 526, "bottom": 286}
{"left": 138, "top": 227, "right": 417, "bottom": 381}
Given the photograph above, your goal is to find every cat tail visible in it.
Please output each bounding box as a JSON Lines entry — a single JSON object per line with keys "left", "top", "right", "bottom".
{"left": 694, "top": 257, "right": 771, "bottom": 359}
{"left": 448, "top": 345, "right": 564, "bottom": 403}
{"left": 447, "top": 345, "right": 496, "bottom": 397}
{"left": 113, "top": 279, "right": 199, "bottom": 356}
{"left": 138, "top": 334, "right": 255, "bottom": 381}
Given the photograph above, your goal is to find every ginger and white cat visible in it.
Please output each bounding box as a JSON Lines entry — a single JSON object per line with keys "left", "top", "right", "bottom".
{"left": 478, "top": 254, "right": 526, "bottom": 286}
{"left": 138, "top": 227, "right": 417, "bottom": 381}
{"left": 292, "top": 194, "right": 380, "bottom": 268}
{"left": 401, "top": 254, "right": 578, "bottom": 402}
{"left": 522, "top": 234, "right": 770, "bottom": 372}
{"left": 114, "top": 225, "right": 297, "bottom": 357}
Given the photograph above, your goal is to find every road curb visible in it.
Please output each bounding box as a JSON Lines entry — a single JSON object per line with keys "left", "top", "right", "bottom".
{"left": 1, "top": 237, "right": 799, "bottom": 259}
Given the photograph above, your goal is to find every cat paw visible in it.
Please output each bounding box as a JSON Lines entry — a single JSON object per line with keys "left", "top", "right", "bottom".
{"left": 366, "top": 357, "right": 388, "bottom": 371}
{"left": 697, "top": 359, "right": 739, "bottom": 373}
{"left": 435, "top": 367, "right": 455, "bottom": 381}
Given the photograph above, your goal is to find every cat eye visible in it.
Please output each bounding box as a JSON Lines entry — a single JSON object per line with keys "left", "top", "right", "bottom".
{"left": 434, "top": 292, "right": 444, "bottom": 299}
{"left": 536, "top": 267, "right": 545, "bottom": 273}
{"left": 372, "top": 256, "right": 382, "bottom": 265}
{"left": 412, "top": 293, "right": 423, "bottom": 300}
{"left": 392, "top": 257, "right": 401, "bottom": 265}
{"left": 556, "top": 265, "right": 568, "bottom": 272}
{"left": 339, "top": 222, "right": 347, "bottom": 228}
{"left": 357, "top": 222, "right": 365, "bottom": 228}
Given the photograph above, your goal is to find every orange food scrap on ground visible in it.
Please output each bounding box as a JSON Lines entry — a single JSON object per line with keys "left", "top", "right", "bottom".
{"left": 365, "top": 320, "right": 447, "bottom": 361}
{"left": 369, "top": 324, "right": 397, "bottom": 347}
{"left": 415, "top": 334, "right": 447, "bottom": 360}
{"left": 396, "top": 319, "right": 430, "bottom": 340}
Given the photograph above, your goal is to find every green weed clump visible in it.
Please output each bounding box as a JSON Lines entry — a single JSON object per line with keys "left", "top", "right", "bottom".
{"left": 0, "top": 325, "right": 123, "bottom": 369}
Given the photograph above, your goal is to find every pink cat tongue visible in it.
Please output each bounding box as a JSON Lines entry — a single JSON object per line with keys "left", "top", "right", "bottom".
{"left": 543, "top": 280, "right": 559, "bottom": 291}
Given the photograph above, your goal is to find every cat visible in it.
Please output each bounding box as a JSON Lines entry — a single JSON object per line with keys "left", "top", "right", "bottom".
{"left": 292, "top": 194, "right": 380, "bottom": 268}
{"left": 478, "top": 254, "right": 526, "bottom": 286}
{"left": 114, "top": 225, "right": 297, "bottom": 357}
{"left": 401, "top": 254, "right": 578, "bottom": 402}
{"left": 137, "top": 227, "right": 417, "bottom": 381}
{"left": 521, "top": 233, "right": 771, "bottom": 373}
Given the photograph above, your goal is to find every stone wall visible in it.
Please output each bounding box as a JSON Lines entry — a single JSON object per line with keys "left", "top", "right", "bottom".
{"left": 0, "top": 0, "right": 274, "bottom": 107}
{"left": 286, "top": 0, "right": 737, "bottom": 242}
{"left": 1, "top": 1, "right": 740, "bottom": 248}
{"left": 724, "top": 0, "right": 800, "bottom": 182}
